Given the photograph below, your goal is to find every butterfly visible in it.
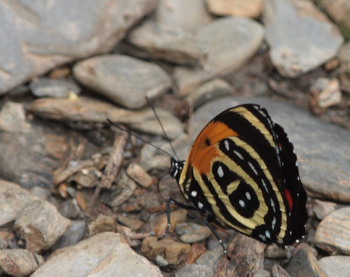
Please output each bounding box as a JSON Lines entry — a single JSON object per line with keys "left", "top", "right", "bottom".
{"left": 168, "top": 103, "right": 308, "bottom": 248}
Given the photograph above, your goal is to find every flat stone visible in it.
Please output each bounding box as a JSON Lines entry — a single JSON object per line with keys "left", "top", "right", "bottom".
{"left": 0, "top": 102, "right": 30, "bottom": 133}
{"left": 126, "top": 162, "right": 154, "bottom": 188}
{"left": 174, "top": 17, "right": 264, "bottom": 94}
{"left": 176, "top": 222, "right": 212, "bottom": 244}
{"left": 0, "top": 0, "right": 158, "bottom": 94}
{"left": 314, "top": 207, "right": 350, "bottom": 255}
{"left": 117, "top": 214, "right": 145, "bottom": 231}
{"left": 205, "top": 0, "right": 264, "bottom": 18}
{"left": 319, "top": 255, "right": 350, "bottom": 277}
{"left": 0, "top": 180, "right": 38, "bottom": 226}
{"left": 188, "top": 97, "right": 350, "bottom": 203}
{"left": 271, "top": 264, "right": 291, "bottom": 277}
{"left": 29, "top": 96, "right": 184, "bottom": 139}
{"left": 127, "top": 21, "right": 206, "bottom": 65}
{"left": 73, "top": 55, "right": 172, "bottom": 109}
{"left": 52, "top": 220, "right": 86, "bottom": 250}
{"left": 155, "top": 0, "right": 213, "bottom": 33}
{"left": 88, "top": 214, "right": 116, "bottom": 236}
{"left": 29, "top": 78, "right": 80, "bottom": 98}
{"left": 313, "top": 199, "right": 337, "bottom": 220}
{"left": 58, "top": 198, "right": 81, "bottom": 219}
{"left": 31, "top": 232, "right": 162, "bottom": 277}
{"left": 0, "top": 249, "right": 38, "bottom": 277}
{"left": 14, "top": 199, "right": 71, "bottom": 252}
{"left": 264, "top": 0, "right": 344, "bottom": 77}
{"left": 285, "top": 248, "right": 327, "bottom": 277}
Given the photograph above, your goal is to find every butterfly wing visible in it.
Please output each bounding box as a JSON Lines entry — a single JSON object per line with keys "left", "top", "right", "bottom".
{"left": 177, "top": 104, "right": 307, "bottom": 245}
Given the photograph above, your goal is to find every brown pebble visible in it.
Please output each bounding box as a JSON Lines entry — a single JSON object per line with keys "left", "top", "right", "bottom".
{"left": 185, "top": 243, "right": 207, "bottom": 264}
{"left": 117, "top": 214, "right": 145, "bottom": 231}
{"left": 126, "top": 162, "right": 154, "bottom": 188}
{"left": 154, "top": 209, "right": 188, "bottom": 237}
{"left": 88, "top": 214, "right": 116, "bottom": 236}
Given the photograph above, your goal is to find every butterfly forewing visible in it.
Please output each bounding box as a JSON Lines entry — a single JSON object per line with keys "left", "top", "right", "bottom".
{"left": 173, "top": 104, "right": 307, "bottom": 246}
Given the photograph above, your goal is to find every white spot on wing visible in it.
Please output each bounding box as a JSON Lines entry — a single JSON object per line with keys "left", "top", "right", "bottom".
{"left": 272, "top": 217, "right": 276, "bottom": 230}
{"left": 245, "top": 192, "right": 251, "bottom": 200}
{"left": 191, "top": 191, "right": 197, "bottom": 197}
{"left": 239, "top": 200, "right": 245, "bottom": 208}
{"left": 198, "top": 202, "right": 204, "bottom": 209}
{"left": 259, "top": 235, "right": 266, "bottom": 241}
{"left": 224, "top": 140, "right": 230, "bottom": 151}
{"left": 217, "top": 165, "right": 224, "bottom": 178}
{"left": 233, "top": 150, "right": 244, "bottom": 160}
{"left": 248, "top": 162, "right": 258, "bottom": 175}
{"left": 265, "top": 230, "right": 271, "bottom": 239}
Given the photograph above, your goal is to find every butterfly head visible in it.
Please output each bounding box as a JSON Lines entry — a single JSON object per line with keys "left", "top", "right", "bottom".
{"left": 169, "top": 158, "right": 184, "bottom": 182}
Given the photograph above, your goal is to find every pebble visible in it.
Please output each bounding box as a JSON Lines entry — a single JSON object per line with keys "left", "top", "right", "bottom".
{"left": 52, "top": 220, "right": 86, "bottom": 250}
{"left": 117, "top": 214, "right": 145, "bottom": 231}
{"left": 285, "top": 248, "right": 327, "bottom": 277}
{"left": 0, "top": 102, "right": 31, "bottom": 133}
{"left": 58, "top": 198, "right": 81, "bottom": 219}
{"left": 126, "top": 162, "right": 154, "bottom": 188}
{"left": 29, "top": 78, "right": 80, "bottom": 98}
{"left": 313, "top": 199, "right": 337, "bottom": 220}
{"left": 314, "top": 207, "right": 350, "bottom": 255}
{"left": 174, "top": 17, "right": 264, "bottom": 94}
{"left": 14, "top": 199, "right": 70, "bottom": 252}
{"left": 185, "top": 243, "right": 207, "bottom": 264}
{"left": 88, "top": 214, "right": 116, "bottom": 236}
{"left": 206, "top": 0, "right": 264, "bottom": 18}
{"left": 264, "top": 244, "right": 288, "bottom": 259}
{"left": 0, "top": 249, "right": 39, "bottom": 277}
{"left": 72, "top": 166, "right": 100, "bottom": 188}
{"left": 73, "top": 54, "right": 172, "bottom": 109}
{"left": 141, "top": 236, "right": 191, "bottom": 265}
{"left": 271, "top": 264, "right": 291, "bottom": 277}
{"left": 310, "top": 78, "right": 342, "bottom": 108}
{"left": 0, "top": 0, "right": 158, "bottom": 94}
{"left": 154, "top": 209, "right": 188, "bottom": 236}
{"left": 31, "top": 232, "right": 162, "bottom": 277}
{"left": 189, "top": 97, "right": 350, "bottom": 203}
{"left": 264, "top": 0, "right": 344, "bottom": 77}
{"left": 319, "top": 255, "right": 350, "bottom": 277}
{"left": 175, "top": 222, "right": 212, "bottom": 244}
{"left": 127, "top": 21, "right": 206, "bottom": 65}
{"left": 0, "top": 180, "right": 37, "bottom": 226}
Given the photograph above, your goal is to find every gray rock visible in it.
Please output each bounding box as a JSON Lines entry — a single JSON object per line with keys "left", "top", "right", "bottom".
{"left": 174, "top": 17, "right": 264, "bottom": 94}
{"left": 313, "top": 199, "right": 337, "bottom": 220}
{"left": 14, "top": 199, "right": 71, "bottom": 252}
{"left": 59, "top": 198, "right": 81, "bottom": 219}
{"left": 314, "top": 207, "right": 350, "bottom": 255}
{"left": 73, "top": 55, "right": 172, "bottom": 109}
{"left": 155, "top": 0, "right": 213, "bottom": 33}
{"left": 0, "top": 102, "right": 31, "bottom": 133}
{"left": 319, "top": 255, "right": 350, "bottom": 277}
{"left": 0, "top": 249, "right": 38, "bottom": 277}
{"left": 188, "top": 97, "right": 350, "bottom": 203}
{"left": 52, "top": 220, "right": 86, "bottom": 250}
{"left": 127, "top": 21, "right": 206, "bottom": 65}
{"left": 0, "top": 180, "right": 37, "bottom": 226}
{"left": 264, "top": 0, "right": 344, "bottom": 77}
{"left": 29, "top": 78, "right": 81, "bottom": 98}
{"left": 0, "top": 0, "right": 158, "bottom": 94}
{"left": 31, "top": 232, "right": 163, "bottom": 277}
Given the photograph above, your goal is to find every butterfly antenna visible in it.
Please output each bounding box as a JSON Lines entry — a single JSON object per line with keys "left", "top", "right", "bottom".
{"left": 106, "top": 119, "right": 173, "bottom": 159}
{"left": 145, "top": 97, "right": 180, "bottom": 161}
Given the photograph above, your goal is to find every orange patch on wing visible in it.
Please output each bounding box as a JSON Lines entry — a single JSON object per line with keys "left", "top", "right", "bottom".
{"left": 284, "top": 189, "right": 294, "bottom": 210}
{"left": 188, "top": 121, "right": 238, "bottom": 175}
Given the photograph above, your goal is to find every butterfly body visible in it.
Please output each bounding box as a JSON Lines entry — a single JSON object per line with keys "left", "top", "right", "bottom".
{"left": 170, "top": 104, "right": 308, "bottom": 246}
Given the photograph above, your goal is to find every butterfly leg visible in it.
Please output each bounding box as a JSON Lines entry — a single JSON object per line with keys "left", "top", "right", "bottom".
{"left": 202, "top": 217, "right": 228, "bottom": 256}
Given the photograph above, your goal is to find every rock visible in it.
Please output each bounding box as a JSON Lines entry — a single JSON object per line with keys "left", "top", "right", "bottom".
{"left": 155, "top": 0, "right": 213, "bottom": 33}
{"left": 185, "top": 243, "right": 207, "bottom": 264}
{"left": 73, "top": 55, "right": 172, "bottom": 109}
{"left": 0, "top": 180, "right": 38, "bottom": 226}
{"left": 314, "top": 207, "right": 350, "bottom": 255}
{"left": 154, "top": 209, "right": 188, "bottom": 236}
{"left": 29, "top": 78, "right": 80, "bottom": 98}
{"left": 271, "top": 264, "right": 291, "bottom": 277}
{"left": 0, "top": 249, "right": 38, "bottom": 277}
{"left": 14, "top": 199, "right": 71, "bottom": 252}
{"left": 319, "top": 255, "right": 350, "bottom": 277}
{"left": 176, "top": 222, "right": 212, "bottom": 244}
{"left": 250, "top": 269, "right": 271, "bottom": 277}
{"left": 174, "top": 17, "right": 264, "bottom": 94}
{"left": 29, "top": 96, "right": 184, "bottom": 139}
{"left": 313, "top": 199, "right": 337, "bottom": 220}
{"left": 285, "top": 248, "right": 327, "bottom": 277}
{"left": 126, "top": 162, "right": 154, "bottom": 188}
{"left": 338, "top": 42, "right": 350, "bottom": 93}
{"left": 320, "top": 0, "right": 350, "bottom": 39}
{"left": 59, "top": 198, "right": 81, "bottom": 219}
{"left": 0, "top": 102, "right": 31, "bottom": 133}
{"left": 265, "top": 244, "right": 288, "bottom": 259}
{"left": 0, "top": 0, "right": 158, "bottom": 94}
{"left": 205, "top": 0, "right": 264, "bottom": 18}
{"left": 52, "top": 220, "right": 86, "bottom": 250}
{"left": 141, "top": 236, "right": 191, "bottom": 265}
{"left": 189, "top": 97, "right": 350, "bottom": 203}
{"left": 264, "top": 0, "right": 344, "bottom": 77}
{"left": 117, "top": 214, "right": 145, "bottom": 230}
{"left": 310, "top": 78, "right": 342, "bottom": 108}
{"left": 88, "top": 214, "right": 116, "bottom": 236}
{"left": 31, "top": 232, "right": 162, "bottom": 277}
{"left": 72, "top": 166, "right": 100, "bottom": 188}
{"left": 186, "top": 79, "right": 235, "bottom": 110}
{"left": 127, "top": 21, "right": 206, "bottom": 65}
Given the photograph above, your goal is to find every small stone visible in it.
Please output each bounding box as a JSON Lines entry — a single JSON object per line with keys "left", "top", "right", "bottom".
{"left": 29, "top": 78, "right": 81, "bottom": 98}
{"left": 141, "top": 236, "right": 191, "bottom": 265}
{"left": 59, "top": 199, "right": 81, "bottom": 219}
{"left": 314, "top": 207, "right": 350, "bottom": 255}
{"left": 0, "top": 231, "right": 15, "bottom": 249}
{"left": 206, "top": 0, "right": 264, "bottom": 18}
{"left": 0, "top": 249, "right": 38, "bottom": 277}
{"left": 31, "top": 232, "right": 162, "bottom": 277}
{"left": 310, "top": 78, "right": 342, "bottom": 108}
{"left": 117, "top": 214, "right": 145, "bottom": 231}
{"left": 185, "top": 243, "right": 207, "bottom": 264}
{"left": 0, "top": 102, "right": 31, "bottom": 133}
{"left": 250, "top": 269, "right": 271, "bottom": 277}
{"left": 176, "top": 222, "right": 212, "bottom": 244}
{"left": 126, "top": 162, "right": 154, "bottom": 188}
{"left": 313, "top": 199, "right": 337, "bottom": 220}
{"left": 73, "top": 55, "right": 171, "bottom": 109}
{"left": 88, "top": 214, "right": 116, "bottom": 236}
{"left": 285, "top": 248, "right": 327, "bottom": 277}
{"left": 271, "top": 264, "right": 291, "bottom": 277}
{"left": 264, "top": 244, "right": 288, "bottom": 259}
{"left": 319, "top": 255, "right": 350, "bottom": 277}
{"left": 72, "top": 167, "right": 100, "bottom": 188}
{"left": 52, "top": 220, "right": 86, "bottom": 250}
{"left": 14, "top": 199, "right": 71, "bottom": 252}
{"left": 30, "top": 186, "right": 51, "bottom": 199}
{"left": 0, "top": 180, "right": 38, "bottom": 226}
{"left": 154, "top": 209, "right": 188, "bottom": 237}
